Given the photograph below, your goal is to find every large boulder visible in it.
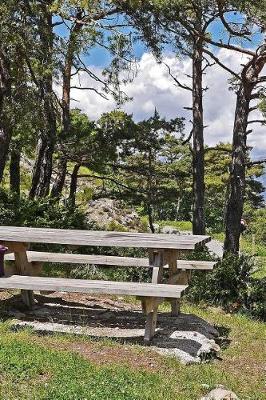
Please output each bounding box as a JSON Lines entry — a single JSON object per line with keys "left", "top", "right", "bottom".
{"left": 86, "top": 198, "right": 142, "bottom": 231}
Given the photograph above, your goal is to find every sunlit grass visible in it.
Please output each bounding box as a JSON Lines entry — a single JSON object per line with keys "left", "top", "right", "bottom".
{"left": 0, "top": 301, "right": 265, "bottom": 400}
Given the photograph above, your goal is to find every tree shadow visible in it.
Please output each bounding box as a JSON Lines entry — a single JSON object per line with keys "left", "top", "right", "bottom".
{"left": 1, "top": 292, "right": 230, "bottom": 362}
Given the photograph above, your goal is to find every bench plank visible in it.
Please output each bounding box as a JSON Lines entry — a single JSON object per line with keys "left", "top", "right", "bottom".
{"left": 176, "top": 260, "right": 215, "bottom": 270}
{"left": 0, "top": 226, "right": 211, "bottom": 249}
{"left": 0, "top": 275, "right": 187, "bottom": 298}
{"left": 5, "top": 251, "right": 215, "bottom": 270}
{"left": 5, "top": 252, "right": 149, "bottom": 267}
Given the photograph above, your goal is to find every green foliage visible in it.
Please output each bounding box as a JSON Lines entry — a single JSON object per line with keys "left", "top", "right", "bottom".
{"left": 248, "top": 208, "right": 266, "bottom": 244}
{"left": 187, "top": 254, "right": 266, "bottom": 321}
{"left": 107, "top": 110, "right": 190, "bottom": 227}
{"left": 205, "top": 144, "right": 265, "bottom": 232}
{"left": 0, "top": 188, "right": 87, "bottom": 230}
{"left": 70, "top": 263, "right": 150, "bottom": 283}
{"left": 106, "top": 220, "right": 129, "bottom": 232}
{"left": 247, "top": 277, "right": 266, "bottom": 320}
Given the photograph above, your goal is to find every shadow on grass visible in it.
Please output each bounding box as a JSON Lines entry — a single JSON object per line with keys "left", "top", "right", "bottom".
{"left": 0, "top": 292, "right": 229, "bottom": 363}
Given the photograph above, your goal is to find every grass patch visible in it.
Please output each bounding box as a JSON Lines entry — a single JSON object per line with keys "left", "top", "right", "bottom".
{"left": 0, "top": 302, "right": 265, "bottom": 400}
{"left": 252, "top": 257, "right": 266, "bottom": 279}
{"left": 212, "top": 232, "right": 266, "bottom": 257}
{"left": 158, "top": 220, "right": 192, "bottom": 231}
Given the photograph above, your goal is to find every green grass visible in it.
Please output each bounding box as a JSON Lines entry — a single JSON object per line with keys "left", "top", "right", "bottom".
{"left": 0, "top": 302, "right": 265, "bottom": 400}
{"left": 253, "top": 257, "right": 266, "bottom": 279}
{"left": 158, "top": 220, "right": 193, "bottom": 231}
{"left": 212, "top": 232, "right": 266, "bottom": 257}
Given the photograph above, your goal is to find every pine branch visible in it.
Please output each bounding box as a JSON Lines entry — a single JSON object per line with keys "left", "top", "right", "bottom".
{"left": 162, "top": 62, "right": 192, "bottom": 91}
{"left": 202, "top": 48, "right": 240, "bottom": 79}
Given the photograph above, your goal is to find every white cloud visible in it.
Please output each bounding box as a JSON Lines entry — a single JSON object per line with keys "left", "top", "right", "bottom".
{"left": 70, "top": 49, "right": 266, "bottom": 157}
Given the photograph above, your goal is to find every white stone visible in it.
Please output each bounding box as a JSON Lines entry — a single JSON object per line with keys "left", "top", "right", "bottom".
{"left": 200, "top": 386, "right": 239, "bottom": 400}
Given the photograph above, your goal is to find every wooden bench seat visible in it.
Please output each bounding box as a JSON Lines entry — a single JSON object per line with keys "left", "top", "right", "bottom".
{"left": 5, "top": 251, "right": 215, "bottom": 270}
{"left": 0, "top": 275, "right": 186, "bottom": 298}
{"left": 0, "top": 274, "right": 187, "bottom": 342}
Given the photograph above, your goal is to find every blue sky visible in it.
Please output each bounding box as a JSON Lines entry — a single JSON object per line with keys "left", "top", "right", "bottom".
{"left": 54, "top": 13, "right": 266, "bottom": 197}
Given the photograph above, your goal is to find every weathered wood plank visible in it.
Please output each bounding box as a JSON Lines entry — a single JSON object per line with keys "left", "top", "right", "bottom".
{"left": 5, "top": 251, "right": 215, "bottom": 270}
{"left": 149, "top": 250, "right": 164, "bottom": 284}
{"left": 14, "top": 244, "right": 34, "bottom": 308}
{"left": 176, "top": 260, "right": 215, "bottom": 270}
{"left": 0, "top": 226, "right": 210, "bottom": 249}
{"left": 144, "top": 298, "right": 158, "bottom": 344}
{"left": 164, "top": 249, "right": 180, "bottom": 316}
{"left": 0, "top": 275, "right": 187, "bottom": 298}
{"left": 5, "top": 252, "right": 151, "bottom": 267}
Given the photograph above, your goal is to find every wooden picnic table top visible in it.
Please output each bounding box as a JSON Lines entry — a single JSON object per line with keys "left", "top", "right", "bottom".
{"left": 0, "top": 226, "right": 211, "bottom": 250}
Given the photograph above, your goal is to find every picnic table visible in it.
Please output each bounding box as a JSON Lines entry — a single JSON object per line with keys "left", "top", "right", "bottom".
{"left": 0, "top": 226, "right": 213, "bottom": 342}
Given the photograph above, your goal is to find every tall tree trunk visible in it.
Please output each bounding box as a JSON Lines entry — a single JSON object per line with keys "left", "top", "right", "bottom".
{"left": 192, "top": 36, "right": 205, "bottom": 235}
{"left": 50, "top": 157, "right": 67, "bottom": 198}
{"left": 10, "top": 148, "right": 20, "bottom": 196}
{"left": 0, "top": 48, "right": 11, "bottom": 182}
{"left": 0, "top": 126, "right": 11, "bottom": 182}
{"left": 51, "top": 13, "right": 83, "bottom": 198}
{"left": 224, "top": 52, "right": 266, "bottom": 254}
{"left": 29, "top": 132, "right": 55, "bottom": 199}
{"left": 147, "top": 204, "right": 155, "bottom": 233}
{"left": 68, "top": 163, "right": 80, "bottom": 207}
{"left": 29, "top": 3, "right": 56, "bottom": 199}
{"left": 224, "top": 87, "right": 249, "bottom": 254}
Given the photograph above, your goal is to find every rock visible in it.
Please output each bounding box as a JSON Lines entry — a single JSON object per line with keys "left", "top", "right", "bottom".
{"left": 86, "top": 198, "right": 143, "bottom": 231}
{"left": 200, "top": 386, "right": 239, "bottom": 400}
{"left": 153, "top": 223, "right": 160, "bottom": 233}
{"left": 166, "top": 330, "right": 220, "bottom": 364}
{"left": 160, "top": 226, "right": 180, "bottom": 235}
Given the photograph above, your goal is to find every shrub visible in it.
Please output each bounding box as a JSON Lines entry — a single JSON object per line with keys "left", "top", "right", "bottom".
{"left": 187, "top": 253, "right": 265, "bottom": 321}
{"left": 0, "top": 188, "right": 88, "bottom": 230}
{"left": 246, "top": 278, "right": 266, "bottom": 321}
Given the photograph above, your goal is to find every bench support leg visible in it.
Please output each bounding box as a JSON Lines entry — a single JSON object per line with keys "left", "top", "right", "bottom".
{"left": 13, "top": 243, "right": 34, "bottom": 309}
{"left": 143, "top": 298, "right": 158, "bottom": 344}
{"left": 164, "top": 250, "right": 180, "bottom": 316}
{"left": 144, "top": 309, "right": 158, "bottom": 343}
{"left": 168, "top": 269, "right": 190, "bottom": 315}
{"left": 21, "top": 289, "right": 34, "bottom": 309}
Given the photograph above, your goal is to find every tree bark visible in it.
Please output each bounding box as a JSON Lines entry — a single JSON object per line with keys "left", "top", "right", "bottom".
{"left": 29, "top": 132, "right": 55, "bottom": 199}
{"left": 147, "top": 204, "right": 155, "bottom": 233}
{"left": 50, "top": 157, "right": 67, "bottom": 198}
{"left": 0, "top": 125, "right": 11, "bottom": 182}
{"left": 0, "top": 48, "right": 11, "bottom": 182}
{"left": 51, "top": 12, "right": 83, "bottom": 198}
{"left": 10, "top": 148, "right": 20, "bottom": 196}
{"left": 29, "top": 3, "right": 56, "bottom": 199}
{"left": 192, "top": 36, "right": 205, "bottom": 235}
{"left": 224, "top": 52, "right": 266, "bottom": 254}
{"left": 68, "top": 163, "right": 80, "bottom": 207}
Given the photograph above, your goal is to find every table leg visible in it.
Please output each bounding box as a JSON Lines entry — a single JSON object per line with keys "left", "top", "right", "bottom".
{"left": 143, "top": 298, "right": 158, "bottom": 343}
{"left": 142, "top": 250, "right": 164, "bottom": 343}
{"left": 164, "top": 249, "right": 181, "bottom": 316}
{"left": 13, "top": 243, "right": 34, "bottom": 309}
{"left": 149, "top": 250, "right": 164, "bottom": 284}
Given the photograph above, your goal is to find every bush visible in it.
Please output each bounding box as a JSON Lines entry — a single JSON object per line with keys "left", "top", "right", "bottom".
{"left": 247, "top": 277, "right": 266, "bottom": 321}
{"left": 187, "top": 253, "right": 265, "bottom": 321}
{"left": 0, "top": 188, "right": 88, "bottom": 229}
